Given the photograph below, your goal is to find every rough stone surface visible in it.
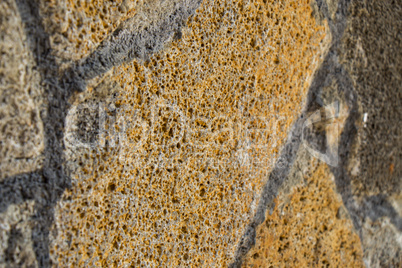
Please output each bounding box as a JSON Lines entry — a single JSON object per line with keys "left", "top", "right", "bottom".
{"left": 39, "top": 0, "right": 139, "bottom": 61}
{"left": 0, "top": 201, "right": 37, "bottom": 268}
{"left": 0, "top": 0, "right": 401, "bottom": 267}
{"left": 243, "top": 157, "right": 364, "bottom": 267}
{"left": 339, "top": 1, "right": 402, "bottom": 265}
{"left": 232, "top": 0, "right": 402, "bottom": 266}
{"left": 51, "top": 0, "right": 328, "bottom": 266}
{"left": 0, "top": 0, "right": 44, "bottom": 181}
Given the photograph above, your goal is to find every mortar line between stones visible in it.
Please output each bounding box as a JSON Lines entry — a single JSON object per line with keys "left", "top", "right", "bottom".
{"left": 229, "top": 0, "right": 351, "bottom": 266}
{"left": 2, "top": 0, "right": 400, "bottom": 267}
{"left": 230, "top": 1, "right": 402, "bottom": 266}
{"left": 0, "top": 0, "right": 204, "bottom": 266}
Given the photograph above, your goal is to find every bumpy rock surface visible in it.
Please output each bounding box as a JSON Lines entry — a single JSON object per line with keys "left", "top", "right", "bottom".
{"left": 0, "top": 0, "right": 400, "bottom": 267}
{"left": 0, "top": 0, "right": 44, "bottom": 181}
{"left": 243, "top": 158, "right": 364, "bottom": 267}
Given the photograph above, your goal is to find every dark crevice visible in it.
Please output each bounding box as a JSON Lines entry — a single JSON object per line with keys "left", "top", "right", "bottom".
{"left": 229, "top": 116, "right": 305, "bottom": 267}
{"left": 363, "top": 195, "right": 402, "bottom": 232}
{"left": 3, "top": 0, "right": 400, "bottom": 267}
{"left": 230, "top": 0, "right": 351, "bottom": 266}
{"left": 2, "top": 0, "right": 203, "bottom": 266}
{"left": 69, "top": 0, "right": 203, "bottom": 83}
{"left": 5, "top": 226, "right": 22, "bottom": 263}
{"left": 0, "top": 172, "right": 48, "bottom": 214}
{"left": 9, "top": 0, "right": 75, "bottom": 266}
{"left": 229, "top": 51, "right": 344, "bottom": 268}
{"left": 231, "top": 0, "right": 401, "bottom": 266}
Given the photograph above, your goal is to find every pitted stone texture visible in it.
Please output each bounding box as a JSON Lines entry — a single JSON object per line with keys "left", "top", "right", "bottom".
{"left": 0, "top": 0, "right": 44, "bottom": 181}
{"left": 341, "top": 1, "right": 401, "bottom": 197}
{"left": 242, "top": 160, "right": 364, "bottom": 267}
{"left": 39, "top": 0, "right": 140, "bottom": 61}
{"left": 72, "top": 0, "right": 204, "bottom": 82}
{"left": 340, "top": 1, "right": 402, "bottom": 264}
{"left": 51, "top": 0, "right": 329, "bottom": 266}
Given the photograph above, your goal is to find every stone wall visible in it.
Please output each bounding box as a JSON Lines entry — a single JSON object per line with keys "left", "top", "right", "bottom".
{"left": 0, "top": 0, "right": 400, "bottom": 267}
